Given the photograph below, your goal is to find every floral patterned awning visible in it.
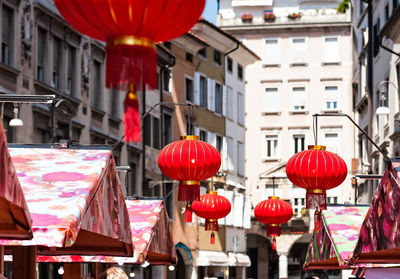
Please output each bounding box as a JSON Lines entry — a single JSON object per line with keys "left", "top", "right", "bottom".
{"left": 37, "top": 199, "right": 177, "bottom": 265}
{"left": 304, "top": 206, "right": 369, "bottom": 269}
{"left": 0, "top": 147, "right": 133, "bottom": 257}
{"left": 352, "top": 161, "right": 400, "bottom": 264}
{"left": 0, "top": 123, "right": 32, "bottom": 240}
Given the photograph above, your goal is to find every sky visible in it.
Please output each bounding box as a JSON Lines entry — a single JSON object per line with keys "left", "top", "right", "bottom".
{"left": 202, "top": 0, "right": 218, "bottom": 24}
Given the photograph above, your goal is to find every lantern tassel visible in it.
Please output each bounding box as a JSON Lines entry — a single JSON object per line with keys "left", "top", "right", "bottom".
{"left": 185, "top": 202, "right": 193, "bottom": 223}
{"left": 306, "top": 191, "right": 327, "bottom": 210}
{"left": 205, "top": 219, "right": 219, "bottom": 231}
{"left": 314, "top": 209, "right": 322, "bottom": 231}
{"left": 178, "top": 183, "right": 200, "bottom": 201}
{"left": 210, "top": 231, "right": 215, "bottom": 244}
{"left": 124, "top": 84, "right": 140, "bottom": 142}
{"left": 272, "top": 236, "right": 277, "bottom": 250}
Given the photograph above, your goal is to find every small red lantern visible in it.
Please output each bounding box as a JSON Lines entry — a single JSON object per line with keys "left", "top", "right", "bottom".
{"left": 158, "top": 135, "right": 221, "bottom": 202}
{"left": 254, "top": 196, "right": 293, "bottom": 250}
{"left": 286, "top": 145, "right": 347, "bottom": 209}
{"left": 54, "top": 0, "right": 205, "bottom": 142}
{"left": 192, "top": 191, "right": 231, "bottom": 244}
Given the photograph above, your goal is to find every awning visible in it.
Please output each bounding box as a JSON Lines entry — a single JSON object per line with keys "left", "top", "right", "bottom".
{"left": 0, "top": 147, "right": 133, "bottom": 257}
{"left": 352, "top": 162, "right": 400, "bottom": 264}
{"left": 228, "top": 252, "right": 251, "bottom": 267}
{"left": 304, "top": 206, "right": 369, "bottom": 270}
{"left": 36, "top": 199, "right": 177, "bottom": 265}
{"left": 232, "top": 0, "right": 273, "bottom": 7}
{"left": 365, "top": 267, "right": 400, "bottom": 278}
{"left": 197, "top": 251, "right": 229, "bottom": 266}
{"left": 0, "top": 123, "right": 32, "bottom": 240}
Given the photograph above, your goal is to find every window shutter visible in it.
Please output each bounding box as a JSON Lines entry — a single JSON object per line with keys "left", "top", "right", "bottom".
{"left": 263, "top": 88, "right": 280, "bottom": 112}
{"left": 217, "top": 188, "right": 225, "bottom": 225}
{"left": 264, "top": 39, "right": 280, "bottom": 65}
{"left": 292, "top": 38, "right": 307, "bottom": 63}
{"left": 233, "top": 192, "right": 244, "bottom": 227}
{"left": 243, "top": 197, "right": 251, "bottom": 229}
{"left": 222, "top": 85, "right": 227, "bottom": 116}
{"left": 324, "top": 37, "right": 340, "bottom": 63}
{"left": 194, "top": 72, "right": 200, "bottom": 105}
{"left": 227, "top": 86, "right": 234, "bottom": 119}
{"left": 225, "top": 190, "right": 234, "bottom": 226}
{"left": 208, "top": 78, "right": 215, "bottom": 111}
{"left": 208, "top": 132, "right": 216, "bottom": 148}
{"left": 223, "top": 136, "right": 228, "bottom": 171}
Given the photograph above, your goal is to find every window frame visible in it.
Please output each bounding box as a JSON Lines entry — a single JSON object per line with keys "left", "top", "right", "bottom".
{"left": 1, "top": 3, "right": 15, "bottom": 67}
{"left": 291, "top": 86, "right": 307, "bottom": 112}
{"left": 264, "top": 134, "right": 279, "bottom": 159}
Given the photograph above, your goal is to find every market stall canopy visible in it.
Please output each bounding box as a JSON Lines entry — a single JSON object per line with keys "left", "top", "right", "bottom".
{"left": 352, "top": 161, "right": 400, "bottom": 264}
{"left": 0, "top": 124, "right": 32, "bottom": 240}
{"left": 36, "top": 199, "right": 176, "bottom": 265}
{"left": 228, "top": 252, "right": 251, "bottom": 267}
{"left": 0, "top": 146, "right": 133, "bottom": 257}
{"left": 304, "top": 206, "right": 369, "bottom": 270}
{"left": 197, "top": 251, "right": 229, "bottom": 266}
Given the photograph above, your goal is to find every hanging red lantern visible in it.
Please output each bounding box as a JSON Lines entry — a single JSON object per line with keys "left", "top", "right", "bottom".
{"left": 192, "top": 191, "right": 231, "bottom": 244}
{"left": 286, "top": 145, "right": 347, "bottom": 210}
{"left": 158, "top": 135, "right": 221, "bottom": 202}
{"left": 254, "top": 196, "right": 293, "bottom": 250}
{"left": 54, "top": 0, "right": 205, "bottom": 142}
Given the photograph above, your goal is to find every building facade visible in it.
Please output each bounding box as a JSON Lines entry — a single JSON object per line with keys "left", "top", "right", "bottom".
{"left": 218, "top": 1, "right": 354, "bottom": 278}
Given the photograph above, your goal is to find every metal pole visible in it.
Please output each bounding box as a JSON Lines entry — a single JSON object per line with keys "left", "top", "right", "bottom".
{"left": 142, "top": 85, "right": 146, "bottom": 196}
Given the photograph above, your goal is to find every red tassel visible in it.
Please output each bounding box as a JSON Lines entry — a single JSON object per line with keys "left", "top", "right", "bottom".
{"left": 272, "top": 236, "right": 276, "bottom": 250}
{"left": 105, "top": 44, "right": 157, "bottom": 90}
{"left": 178, "top": 183, "right": 200, "bottom": 201}
{"left": 306, "top": 190, "right": 327, "bottom": 210}
{"left": 205, "top": 219, "right": 219, "bottom": 231}
{"left": 315, "top": 209, "right": 321, "bottom": 231}
{"left": 185, "top": 202, "right": 193, "bottom": 223}
{"left": 124, "top": 85, "right": 140, "bottom": 142}
{"left": 267, "top": 225, "right": 281, "bottom": 237}
{"left": 210, "top": 231, "right": 215, "bottom": 244}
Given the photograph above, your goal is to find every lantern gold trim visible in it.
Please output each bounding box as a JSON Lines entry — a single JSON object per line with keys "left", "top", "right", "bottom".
{"left": 308, "top": 145, "right": 326, "bottom": 150}
{"left": 181, "top": 135, "right": 199, "bottom": 140}
{"left": 183, "top": 180, "right": 200, "bottom": 186}
{"left": 108, "top": 35, "right": 156, "bottom": 49}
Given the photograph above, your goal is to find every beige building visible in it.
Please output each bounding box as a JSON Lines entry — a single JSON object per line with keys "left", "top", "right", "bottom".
{"left": 218, "top": 1, "right": 355, "bottom": 278}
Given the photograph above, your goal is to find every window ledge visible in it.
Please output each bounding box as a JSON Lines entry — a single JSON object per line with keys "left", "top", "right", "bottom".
{"left": 290, "top": 63, "right": 308, "bottom": 67}
{"left": 0, "top": 63, "right": 20, "bottom": 83}
{"left": 33, "top": 81, "right": 81, "bottom": 108}
{"left": 263, "top": 64, "right": 281, "bottom": 68}
{"left": 262, "top": 158, "right": 281, "bottom": 163}
{"left": 108, "top": 115, "right": 122, "bottom": 129}
{"left": 289, "top": 110, "right": 309, "bottom": 115}
{"left": 321, "top": 62, "right": 341, "bottom": 66}
{"left": 262, "top": 112, "right": 281, "bottom": 116}
{"left": 91, "top": 106, "right": 106, "bottom": 121}
{"left": 321, "top": 109, "right": 341, "bottom": 114}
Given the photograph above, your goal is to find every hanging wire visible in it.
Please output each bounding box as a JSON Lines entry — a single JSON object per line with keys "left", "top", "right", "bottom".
{"left": 313, "top": 114, "right": 318, "bottom": 145}
{"left": 272, "top": 176, "right": 276, "bottom": 197}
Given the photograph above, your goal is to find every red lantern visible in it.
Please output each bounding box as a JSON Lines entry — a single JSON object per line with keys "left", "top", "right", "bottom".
{"left": 192, "top": 191, "right": 231, "bottom": 244}
{"left": 54, "top": 0, "right": 205, "bottom": 142}
{"left": 254, "top": 196, "right": 293, "bottom": 250}
{"left": 286, "top": 145, "right": 347, "bottom": 210}
{"left": 158, "top": 135, "right": 221, "bottom": 202}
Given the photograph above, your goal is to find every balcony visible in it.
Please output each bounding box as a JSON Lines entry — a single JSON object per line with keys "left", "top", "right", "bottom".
{"left": 219, "top": 12, "right": 350, "bottom": 28}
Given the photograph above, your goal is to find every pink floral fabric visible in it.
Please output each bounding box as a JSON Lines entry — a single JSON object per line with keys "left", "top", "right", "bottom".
{"left": 0, "top": 147, "right": 132, "bottom": 250}
{"left": 37, "top": 199, "right": 177, "bottom": 265}
{"left": 0, "top": 123, "right": 32, "bottom": 239}
{"left": 304, "top": 206, "right": 368, "bottom": 269}
{"left": 353, "top": 162, "right": 400, "bottom": 260}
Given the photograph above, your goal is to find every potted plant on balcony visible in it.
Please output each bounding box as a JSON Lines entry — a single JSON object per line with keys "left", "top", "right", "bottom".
{"left": 288, "top": 12, "right": 301, "bottom": 19}
{"left": 241, "top": 13, "right": 253, "bottom": 23}
{"left": 264, "top": 11, "right": 276, "bottom": 22}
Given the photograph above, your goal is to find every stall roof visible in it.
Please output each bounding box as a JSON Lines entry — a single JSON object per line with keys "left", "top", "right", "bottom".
{"left": 0, "top": 147, "right": 133, "bottom": 257}
{"left": 304, "top": 206, "right": 369, "bottom": 270}
{"left": 352, "top": 162, "right": 400, "bottom": 264}
{"left": 0, "top": 124, "right": 32, "bottom": 240}
{"left": 36, "top": 199, "right": 177, "bottom": 265}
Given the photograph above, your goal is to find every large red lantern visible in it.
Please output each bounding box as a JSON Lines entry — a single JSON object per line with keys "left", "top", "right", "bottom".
{"left": 54, "top": 0, "right": 205, "bottom": 142}
{"left": 158, "top": 135, "right": 221, "bottom": 201}
{"left": 286, "top": 145, "right": 347, "bottom": 210}
{"left": 254, "top": 196, "right": 293, "bottom": 250}
{"left": 192, "top": 191, "right": 231, "bottom": 244}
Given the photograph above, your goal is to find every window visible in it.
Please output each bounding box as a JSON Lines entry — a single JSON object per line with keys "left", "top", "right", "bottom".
{"left": 385, "top": 4, "right": 389, "bottom": 22}
{"left": 227, "top": 137, "right": 234, "bottom": 171}
{"left": 292, "top": 198, "right": 305, "bottom": 217}
{"left": 226, "top": 86, "right": 233, "bottom": 119}
{"left": 37, "top": 28, "right": 47, "bottom": 82}
{"left": 327, "top": 197, "right": 338, "bottom": 205}
{"left": 373, "top": 18, "right": 380, "bottom": 57}
{"left": 264, "top": 39, "right": 279, "bottom": 65}
{"left": 198, "top": 48, "right": 206, "bottom": 58}
{"left": 67, "top": 45, "right": 76, "bottom": 95}
{"left": 237, "top": 92, "right": 245, "bottom": 125}
{"left": 227, "top": 57, "right": 233, "bottom": 73}
{"left": 163, "top": 113, "right": 172, "bottom": 145}
{"left": 293, "top": 134, "right": 305, "bottom": 153}
{"left": 199, "top": 130, "right": 207, "bottom": 142}
{"left": 200, "top": 75, "right": 208, "bottom": 108}
{"left": 215, "top": 82, "right": 223, "bottom": 114}
{"left": 128, "top": 162, "right": 137, "bottom": 196}
{"left": 263, "top": 88, "right": 279, "bottom": 112}
{"left": 325, "top": 86, "right": 339, "bottom": 110}
{"left": 216, "top": 135, "right": 223, "bottom": 155}
{"left": 1, "top": 5, "right": 13, "bottom": 66}
{"left": 237, "top": 142, "right": 244, "bottom": 176}
{"left": 185, "top": 77, "right": 194, "bottom": 103}
{"left": 394, "top": 0, "right": 399, "bottom": 12}
{"left": 237, "top": 64, "right": 243, "bottom": 80}
{"left": 323, "top": 37, "right": 340, "bottom": 64}
{"left": 162, "top": 69, "right": 171, "bottom": 92}
{"left": 186, "top": 52, "right": 193, "bottom": 63}
{"left": 52, "top": 37, "right": 62, "bottom": 89}
{"left": 110, "top": 87, "right": 119, "bottom": 117}
{"left": 144, "top": 115, "right": 161, "bottom": 149}
{"left": 265, "top": 135, "right": 278, "bottom": 158}
{"left": 92, "top": 60, "right": 102, "bottom": 109}
{"left": 165, "top": 182, "right": 174, "bottom": 220}
{"left": 292, "top": 87, "right": 306, "bottom": 111}
{"left": 291, "top": 37, "right": 307, "bottom": 64}
{"left": 214, "top": 50, "right": 222, "bottom": 66}
{"left": 324, "top": 133, "right": 339, "bottom": 153}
